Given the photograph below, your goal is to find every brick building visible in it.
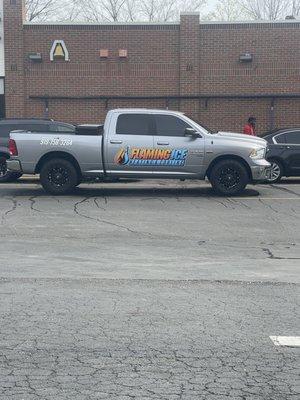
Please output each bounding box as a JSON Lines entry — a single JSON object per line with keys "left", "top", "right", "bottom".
{"left": 2, "top": 0, "right": 300, "bottom": 133}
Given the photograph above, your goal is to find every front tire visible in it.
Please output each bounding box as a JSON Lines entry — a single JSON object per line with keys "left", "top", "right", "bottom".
{"left": 210, "top": 159, "right": 249, "bottom": 196}
{"left": 265, "top": 159, "right": 283, "bottom": 183}
{"left": 40, "top": 158, "right": 78, "bottom": 195}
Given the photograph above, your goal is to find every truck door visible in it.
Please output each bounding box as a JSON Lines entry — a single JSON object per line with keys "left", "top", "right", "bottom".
{"left": 152, "top": 114, "right": 205, "bottom": 178}
{"left": 105, "top": 113, "right": 154, "bottom": 177}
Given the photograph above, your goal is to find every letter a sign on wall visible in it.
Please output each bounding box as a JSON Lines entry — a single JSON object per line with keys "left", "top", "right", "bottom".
{"left": 50, "top": 40, "right": 69, "bottom": 61}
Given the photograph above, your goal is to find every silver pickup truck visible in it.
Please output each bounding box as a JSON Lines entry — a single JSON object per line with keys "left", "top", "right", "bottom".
{"left": 7, "top": 109, "right": 270, "bottom": 196}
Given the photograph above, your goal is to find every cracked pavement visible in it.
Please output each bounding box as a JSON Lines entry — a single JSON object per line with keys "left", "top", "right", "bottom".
{"left": 0, "top": 178, "right": 299, "bottom": 399}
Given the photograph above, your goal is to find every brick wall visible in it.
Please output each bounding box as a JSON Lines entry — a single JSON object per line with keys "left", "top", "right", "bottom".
{"left": 3, "top": 0, "right": 25, "bottom": 117}
{"left": 3, "top": 1, "right": 300, "bottom": 134}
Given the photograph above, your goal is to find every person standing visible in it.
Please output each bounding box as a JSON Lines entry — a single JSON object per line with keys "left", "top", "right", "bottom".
{"left": 243, "top": 117, "right": 257, "bottom": 136}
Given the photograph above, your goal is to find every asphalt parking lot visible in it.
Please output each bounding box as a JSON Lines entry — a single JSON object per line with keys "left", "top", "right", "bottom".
{"left": 0, "top": 178, "right": 299, "bottom": 399}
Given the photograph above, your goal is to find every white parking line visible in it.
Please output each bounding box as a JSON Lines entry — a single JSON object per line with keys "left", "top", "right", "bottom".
{"left": 270, "top": 336, "right": 300, "bottom": 347}
{"left": 236, "top": 198, "right": 300, "bottom": 200}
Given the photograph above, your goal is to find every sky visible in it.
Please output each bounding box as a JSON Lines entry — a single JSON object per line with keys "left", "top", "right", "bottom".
{"left": 205, "top": 0, "right": 218, "bottom": 12}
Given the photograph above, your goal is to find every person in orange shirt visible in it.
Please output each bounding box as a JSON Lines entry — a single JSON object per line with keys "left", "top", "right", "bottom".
{"left": 243, "top": 117, "right": 257, "bottom": 136}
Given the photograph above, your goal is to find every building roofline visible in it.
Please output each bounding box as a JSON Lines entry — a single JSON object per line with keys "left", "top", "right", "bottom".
{"left": 23, "top": 21, "right": 180, "bottom": 27}
{"left": 23, "top": 19, "right": 300, "bottom": 27}
{"left": 201, "top": 19, "right": 300, "bottom": 25}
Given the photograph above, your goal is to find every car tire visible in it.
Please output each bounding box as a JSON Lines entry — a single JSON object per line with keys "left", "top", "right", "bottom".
{"left": 210, "top": 159, "right": 249, "bottom": 196}
{"left": 265, "top": 159, "right": 283, "bottom": 183}
{"left": 0, "top": 157, "right": 21, "bottom": 183}
{"left": 40, "top": 158, "right": 78, "bottom": 195}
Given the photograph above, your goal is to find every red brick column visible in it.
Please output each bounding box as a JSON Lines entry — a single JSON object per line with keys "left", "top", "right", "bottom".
{"left": 179, "top": 12, "right": 200, "bottom": 117}
{"left": 3, "top": 0, "right": 25, "bottom": 117}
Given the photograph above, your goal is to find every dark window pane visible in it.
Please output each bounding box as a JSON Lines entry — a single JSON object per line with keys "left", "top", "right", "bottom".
{"left": 50, "top": 123, "right": 75, "bottom": 133}
{"left": 155, "top": 115, "right": 191, "bottom": 137}
{"left": 274, "top": 133, "right": 286, "bottom": 144}
{"left": 22, "top": 124, "right": 49, "bottom": 132}
{"left": 0, "top": 125, "right": 19, "bottom": 137}
{"left": 116, "top": 114, "right": 151, "bottom": 135}
{"left": 285, "top": 131, "right": 300, "bottom": 144}
{"left": 0, "top": 123, "right": 50, "bottom": 137}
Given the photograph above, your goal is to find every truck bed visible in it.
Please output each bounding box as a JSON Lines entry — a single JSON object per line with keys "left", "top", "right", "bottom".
{"left": 10, "top": 130, "right": 104, "bottom": 177}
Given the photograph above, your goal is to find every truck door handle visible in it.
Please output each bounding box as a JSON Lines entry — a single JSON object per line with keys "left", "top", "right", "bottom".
{"left": 110, "top": 140, "right": 123, "bottom": 144}
{"left": 157, "top": 142, "right": 169, "bottom": 146}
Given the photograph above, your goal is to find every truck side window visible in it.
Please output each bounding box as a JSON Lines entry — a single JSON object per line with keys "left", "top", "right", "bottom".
{"left": 154, "top": 115, "right": 191, "bottom": 137}
{"left": 116, "top": 114, "right": 152, "bottom": 135}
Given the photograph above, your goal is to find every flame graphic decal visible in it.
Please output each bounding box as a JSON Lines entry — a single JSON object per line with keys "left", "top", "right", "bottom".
{"left": 115, "top": 147, "right": 130, "bottom": 165}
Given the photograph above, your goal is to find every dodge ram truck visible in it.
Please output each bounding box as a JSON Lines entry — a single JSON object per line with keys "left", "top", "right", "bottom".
{"left": 7, "top": 109, "right": 270, "bottom": 196}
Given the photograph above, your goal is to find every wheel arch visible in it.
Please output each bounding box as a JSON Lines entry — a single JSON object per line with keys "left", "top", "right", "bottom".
{"left": 35, "top": 151, "right": 82, "bottom": 178}
{"left": 266, "top": 156, "right": 286, "bottom": 175}
{"left": 206, "top": 155, "right": 252, "bottom": 180}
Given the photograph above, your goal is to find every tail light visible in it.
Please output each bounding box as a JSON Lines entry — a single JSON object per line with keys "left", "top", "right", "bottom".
{"left": 9, "top": 139, "right": 18, "bottom": 156}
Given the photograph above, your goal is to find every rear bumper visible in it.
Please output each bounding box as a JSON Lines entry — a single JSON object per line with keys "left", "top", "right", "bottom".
{"left": 250, "top": 159, "right": 271, "bottom": 181}
{"left": 7, "top": 159, "right": 23, "bottom": 173}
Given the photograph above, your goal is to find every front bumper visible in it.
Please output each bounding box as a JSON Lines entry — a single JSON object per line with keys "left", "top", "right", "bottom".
{"left": 7, "top": 159, "right": 23, "bottom": 173}
{"left": 250, "top": 159, "right": 271, "bottom": 181}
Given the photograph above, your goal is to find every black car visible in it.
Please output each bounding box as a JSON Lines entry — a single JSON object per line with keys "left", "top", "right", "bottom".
{"left": 0, "top": 118, "right": 75, "bottom": 182}
{"left": 263, "top": 128, "right": 300, "bottom": 183}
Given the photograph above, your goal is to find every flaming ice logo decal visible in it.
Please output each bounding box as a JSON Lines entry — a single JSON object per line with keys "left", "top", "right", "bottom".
{"left": 115, "top": 147, "right": 188, "bottom": 167}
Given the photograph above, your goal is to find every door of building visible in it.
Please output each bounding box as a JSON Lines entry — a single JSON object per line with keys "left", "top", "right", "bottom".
{"left": 0, "top": 79, "right": 4, "bottom": 118}
{"left": 0, "top": 95, "right": 4, "bottom": 119}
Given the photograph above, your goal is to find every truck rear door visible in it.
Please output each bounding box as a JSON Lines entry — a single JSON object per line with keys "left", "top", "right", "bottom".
{"left": 105, "top": 113, "right": 154, "bottom": 177}
{"left": 152, "top": 114, "right": 205, "bottom": 178}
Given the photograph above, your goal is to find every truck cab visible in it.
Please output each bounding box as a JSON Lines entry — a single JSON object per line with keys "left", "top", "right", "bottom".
{"left": 103, "top": 109, "right": 208, "bottom": 179}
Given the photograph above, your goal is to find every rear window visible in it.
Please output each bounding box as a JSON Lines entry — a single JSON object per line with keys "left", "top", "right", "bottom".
{"left": 116, "top": 114, "right": 152, "bottom": 135}
{"left": 22, "top": 124, "right": 49, "bottom": 132}
{"left": 0, "top": 123, "right": 49, "bottom": 137}
{"left": 0, "top": 125, "right": 20, "bottom": 138}
{"left": 50, "top": 123, "right": 75, "bottom": 133}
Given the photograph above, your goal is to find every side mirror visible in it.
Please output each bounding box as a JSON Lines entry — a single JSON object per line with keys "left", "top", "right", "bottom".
{"left": 184, "top": 128, "right": 201, "bottom": 138}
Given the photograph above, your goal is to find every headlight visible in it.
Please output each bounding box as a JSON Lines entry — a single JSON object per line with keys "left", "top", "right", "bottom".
{"left": 249, "top": 147, "right": 266, "bottom": 159}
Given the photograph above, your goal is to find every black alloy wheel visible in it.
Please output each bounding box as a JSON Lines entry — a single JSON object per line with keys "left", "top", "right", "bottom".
{"left": 48, "top": 165, "right": 70, "bottom": 188}
{"left": 210, "top": 159, "right": 249, "bottom": 196}
{"left": 40, "top": 158, "right": 78, "bottom": 195}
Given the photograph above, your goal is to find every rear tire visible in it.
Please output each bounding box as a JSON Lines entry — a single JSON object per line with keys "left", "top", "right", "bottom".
{"left": 40, "top": 158, "right": 78, "bottom": 195}
{"left": 210, "top": 159, "right": 249, "bottom": 196}
{"left": 265, "top": 159, "right": 283, "bottom": 183}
